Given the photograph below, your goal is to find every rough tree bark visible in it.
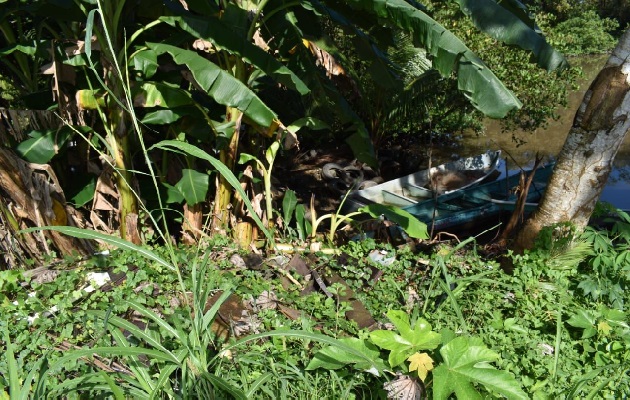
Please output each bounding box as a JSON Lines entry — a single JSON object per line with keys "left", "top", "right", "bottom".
{"left": 514, "top": 29, "right": 630, "bottom": 251}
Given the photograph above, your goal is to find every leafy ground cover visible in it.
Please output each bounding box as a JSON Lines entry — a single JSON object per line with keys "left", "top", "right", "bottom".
{"left": 2, "top": 207, "right": 630, "bottom": 398}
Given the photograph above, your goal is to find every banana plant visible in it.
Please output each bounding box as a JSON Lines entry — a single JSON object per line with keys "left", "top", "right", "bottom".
{"left": 0, "top": 0, "right": 568, "bottom": 250}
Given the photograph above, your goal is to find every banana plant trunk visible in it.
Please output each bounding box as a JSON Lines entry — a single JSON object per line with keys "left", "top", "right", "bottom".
{"left": 514, "top": 29, "right": 630, "bottom": 251}
{"left": 213, "top": 108, "right": 242, "bottom": 225}
{"left": 106, "top": 65, "right": 140, "bottom": 244}
{"left": 109, "top": 118, "right": 141, "bottom": 245}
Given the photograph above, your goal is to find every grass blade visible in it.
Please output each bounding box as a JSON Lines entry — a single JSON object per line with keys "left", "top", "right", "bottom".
{"left": 2, "top": 326, "right": 21, "bottom": 400}
{"left": 19, "top": 226, "right": 174, "bottom": 271}
{"left": 124, "top": 300, "right": 181, "bottom": 339}
{"left": 200, "top": 371, "right": 247, "bottom": 400}
{"left": 88, "top": 311, "right": 181, "bottom": 363}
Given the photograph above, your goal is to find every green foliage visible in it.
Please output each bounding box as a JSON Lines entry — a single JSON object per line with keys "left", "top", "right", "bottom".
{"left": 5, "top": 215, "right": 630, "bottom": 398}
{"left": 280, "top": 189, "right": 312, "bottom": 241}
{"left": 426, "top": 0, "right": 580, "bottom": 133}
{"left": 542, "top": 10, "right": 619, "bottom": 55}
{"left": 369, "top": 310, "right": 441, "bottom": 367}
{"left": 433, "top": 336, "right": 528, "bottom": 400}
{"left": 578, "top": 209, "right": 630, "bottom": 309}
{"left": 309, "top": 308, "right": 526, "bottom": 399}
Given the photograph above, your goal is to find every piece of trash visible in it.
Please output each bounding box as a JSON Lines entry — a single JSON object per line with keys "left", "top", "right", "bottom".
{"left": 368, "top": 249, "right": 396, "bottom": 267}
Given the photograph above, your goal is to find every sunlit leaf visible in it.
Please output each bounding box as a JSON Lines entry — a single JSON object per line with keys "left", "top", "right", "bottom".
{"left": 370, "top": 311, "right": 441, "bottom": 368}
{"left": 132, "top": 48, "right": 158, "bottom": 78}
{"left": 70, "top": 177, "right": 96, "bottom": 207}
{"left": 408, "top": 352, "right": 434, "bottom": 381}
{"left": 15, "top": 129, "right": 71, "bottom": 163}
{"left": 306, "top": 337, "right": 386, "bottom": 375}
{"left": 141, "top": 108, "right": 192, "bottom": 125}
{"left": 132, "top": 82, "right": 192, "bottom": 108}
{"left": 286, "top": 117, "right": 330, "bottom": 133}
{"left": 432, "top": 336, "right": 528, "bottom": 400}
{"left": 174, "top": 169, "right": 209, "bottom": 206}
{"left": 360, "top": 204, "right": 429, "bottom": 239}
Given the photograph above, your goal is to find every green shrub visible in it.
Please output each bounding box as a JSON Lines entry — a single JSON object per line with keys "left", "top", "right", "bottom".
{"left": 544, "top": 10, "right": 619, "bottom": 55}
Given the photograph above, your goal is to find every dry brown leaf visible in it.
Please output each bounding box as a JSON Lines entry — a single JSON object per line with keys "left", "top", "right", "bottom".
{"left": 254, "top": 290, "right": 278, "bottom": 310}
{"left": 192, "top": 39, "right": 214, "bottom": 53}
{"left": 253, "top": 30, "right": 270, "bottom": 51}
{"left": 384, "top": 373, "right": 425, "bottom": 400}
{"left": 303, "top": 40, "right": 345, "bottom": 77}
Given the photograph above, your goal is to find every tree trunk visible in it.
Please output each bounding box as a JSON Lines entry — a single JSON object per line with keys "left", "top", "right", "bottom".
{"left": 514, "top": 29, "right": 630, "bottom": 251}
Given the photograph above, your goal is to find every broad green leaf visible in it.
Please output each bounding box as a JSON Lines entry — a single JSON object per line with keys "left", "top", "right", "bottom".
{"left": 70, "top": 177, "right": 96, "bottom": 207}
{"left": 286, "top": 117, "right": 330, "bottom": 134}
{"left": 341, "top": 0, "right": 522, "bottom": 118}
{"left": 175, "top": 169, "right": 209, "bottom": 205}
{"left": 141, "top": 108, "right": 195, "bottom": 125}
{"left": 19, "top": 226, "right": 175, "bottom": 271}
{"left": 75, "top": 89, "right": 106, "bottom": 109}
{"left": 160, "top": 15, "right": 310, "bottom": 95}
{"left": 15, "top": 129, "right": 71, "bottom": 163}
{"left": 306, "top": 337, "right": 386, "bottom": 375}
{"left": 432, "top": 336, "right": 528, "bottom": 400}
{"left": 149, "top": 140, "right": 272, "bottom": 241}
{"left": 238, "top": 153, "right": 260, "bottom": 165}
{"left": 132, "top": 82, "right": 192, "bottom": 108}
{"left": 282, "top": 190, "right": 298, "bottom": 227}
{"left": 0, "top": 42, "right": 45, "bottom": 56}
{"left": 370, "top": 311, "right": 441, "bottom": 368}
{"left": 221, "top": 329, "right": 383, "bottom": 374}
{"left": 360, "top": 203, "right": 429, "bottom": 239}
{"left": 265, "top": 141, "right": 280, "bottom": 165}
{"left": 567, "top": 309, "right": 597, "bottom": 330}
{"left": 503, "top": 318, "right": 528, "bottom": 334}
{"left": 370, "top": 330, "right": 413, "bottom": 367}
{"left": 386, "top": 310, "right": 414, "bottom": 337}
{"left": 147, "top": 42, "right": 277, "bottom": 127}
{"left": 163, "top": 182, "right": 185, "bottom": 204}
{"left": 132, "top": 48, "right": 158, "bottom": 78}
{"left": 453, "top": 0, "right": 568, "bottom": 71}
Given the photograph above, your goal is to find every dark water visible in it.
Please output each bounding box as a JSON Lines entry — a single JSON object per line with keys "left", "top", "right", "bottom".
{"left": 459, "top": 55, "right": 630, "bottom": 211}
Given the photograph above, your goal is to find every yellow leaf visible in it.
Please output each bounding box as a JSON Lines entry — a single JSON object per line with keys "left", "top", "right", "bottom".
{"left": 407, "top": 352, "right": 434, "bottom": 381}
{"left": 597, "top": 320, "right": 612, "bottom": 335}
